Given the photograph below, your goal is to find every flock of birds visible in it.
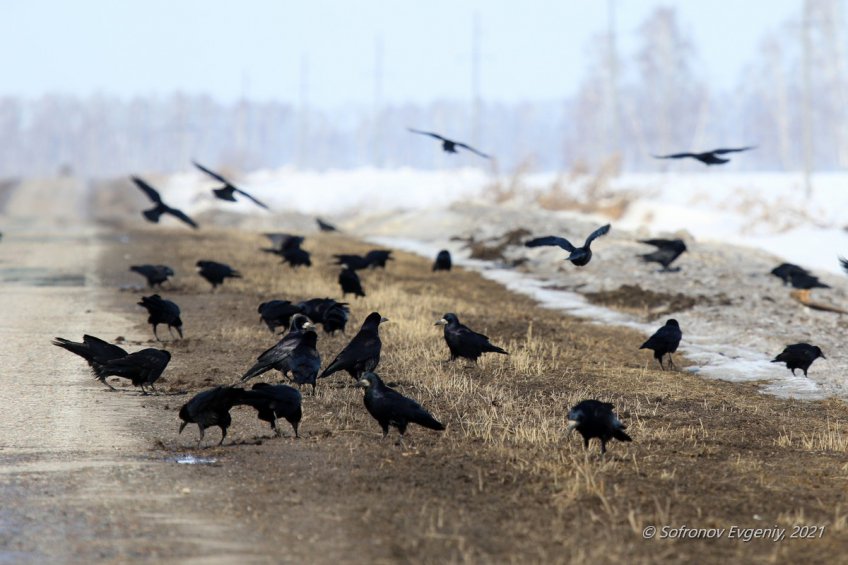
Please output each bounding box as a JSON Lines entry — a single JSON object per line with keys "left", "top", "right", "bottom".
{"left": 46, "top": 131, "right": 830, "bottom": 456}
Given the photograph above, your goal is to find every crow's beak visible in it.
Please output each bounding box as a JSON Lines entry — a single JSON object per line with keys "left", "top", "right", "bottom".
{"left": 565, "top": 421, "right": 577, "bottom": 437}
{"left": 303, "top": 321, "right": 317, "bottom": 330}
{"left": 434, "top": 319, "right": 448, "bottom": 326}
{"left": 178, "top": 421, "right": 187, "bottom": 434}
{"left": 821, "top": 353, "right": 827, "bottom": 359}
{"left": 355, "top": 379, "right": 369, "bottom": 388}
{"left": 380, "top": 317, "right": 390, "bottom": 324}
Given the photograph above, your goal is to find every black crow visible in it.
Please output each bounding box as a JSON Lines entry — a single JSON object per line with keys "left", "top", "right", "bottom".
{"left": 566, "top": 400, "right": 632, "bottom": 455}
{"left": 365, "top": 249, "right": 393, "bottom": 269}
{"left": 653, "top": 146, "right": 756, "bottom": 165}
{"left": 640, "top": 319, "right": 682, "bottom": 370}
{"left": 433, "top": 250, "right": 452, "bottom": 272}
{"left": 297, "top": 298, "right": 350, "bottom": 334}
{"left": 356, "top": 372, "right": 445, "bottom": 443}
{"left": 333, "top": 254, "right": 370, "bottom": 271}
{"left": 240, "top": 383, "right": 303, "bottom": 437}
{"left": 408, "top": 128, "right": 491, "bottom": 159}
{"left": 179, "top": 386, "right": 246, "bottom": 447}
{"left": 130, "top": 264, "right": 174, "bottom": 288}
{"left": 52, "top": 335, "right": 129, "bottom": 390}
{"left": 434, "top": 313, "right": 508, "bottom": 363}
{"left": 138, "top": 294, "right": 183, "bottom": 340}
{"left": 132, "top": 176, "right": 198, "bottom": 229}
{"left": 258, "top": 300, "right": 303, "bottom": 333}
{"left": 193, "top": 161, "right": 269, "bottom": 209}
{"left": 282, "top": 247, "right": 312, "bottom": 268}
{"left": 286, "top": 331, "right": 321, "bottom": 393}
{"left": 241, "top": 314, "right": 316, "bottom": 382}
{"left": 263, "top": 233, "right": 305, "bottom": 253}
{"left": 639, "top": 239, "right": 687, "bottom": 271}
{"left": 526, "top": 224, "right": 611, "bottom": 267}
{"left": 316, "top": 218, "right": 338, "bottom": 232}
{"left": 772, "top": 343, "right": 825, "bottom": 377}
{"left": 320, "top": 312, "right": 388, "bottom": 380}
{"left": 97, "top": 348, "right": 171, "bottom": 394}
{"left": 770, "top": 263, "right": 829, "bottom": 289}
{"left": 339, "top": 267, "right": 365, "bottom": 298}
{"left": 196, "top": 260, "right": 241, "bottom": 289}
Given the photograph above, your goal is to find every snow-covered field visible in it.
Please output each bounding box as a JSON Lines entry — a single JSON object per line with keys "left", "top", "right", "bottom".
{"left": 160, "top": 166, "right": 848, "bottom": 400}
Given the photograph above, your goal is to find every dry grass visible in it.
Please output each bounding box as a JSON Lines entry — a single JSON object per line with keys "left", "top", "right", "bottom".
{"left": 103, "top": 227, "right": 848, "bottom": 563}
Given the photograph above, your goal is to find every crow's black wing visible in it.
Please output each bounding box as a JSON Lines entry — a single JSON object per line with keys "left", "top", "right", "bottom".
{"left": 584, "top": 224, "right": 611, "bottom": 247}
{"left": 525, "top": 236, "right": 576, "bottom": 252}
{"left": 193, "top": 161, "right": 230, "bottom": 184}
{"left": 132, "top": 177, "right": 162, "bottom": 204}
{"left": 839, "top": 256, "right": 848, "bottom": 275}
{"left": 164, "top": 206, "right": 199, "bottom": 229}
{"left": 652, "top": 153, "right": 697, "bottom": 159}
{"left": 454, "top": 142, "right": 491, "bottom": 159}
{"left": 234, "top": 188, "right": 269, "bottom": 210}
{"left": 407, "top": 128, "right": 448, "bottom": 142}
{"left": 711, "top": 146, "right": 756, "bottom": 155}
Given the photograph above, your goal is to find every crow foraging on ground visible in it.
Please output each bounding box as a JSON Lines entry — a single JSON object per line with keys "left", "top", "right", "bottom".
{"left": 339, "top": 267, "right": 365, "bottom": 298}
{"left": 193, "top": 161, "right": 269, "bottom": 209}
{"left": 179, "top": 386, "right": 246, "bottom": 447}
{"left": 653, "top": 146, "right": 755, "bottom": 166}
{"left": 407, "top": 128, "right": 491, "bottom": 159}
{"left": 52, "top": 335, "right": 129, "bottom": 390}
{"left": 770, "top": 263, "right": 829, "bottom": 289}
{"left": 130, "top": 265, "right": 174, "bottom": 288}
{"left": 97, "top": 348, "right": 171, "bottom": 394}
{"left": 526, "top": 224, "right": 611, "bottom": 267}
{"left": 240, "top": 383, "right": 303, "bottom": 437}
{"left": 131, "top": 176, "right": 198, "bottom": 229}
{"left": 138, "top": 294, "right": 183, "bottom": 340}
{"left": 357, "top": 372, "right": 445, "bottom": 444}
{"left": 639, "top": 239, "right": 687, "bottom": 271}
{"left": 435, "top": 313, "right": 508, "bottom": 363}
{"left": 282, "top": 247, "right": 312, "bottom": 268}
{"left": 320, "top": 312, "right": 388, "bottom": 380}
{"left": 433, "top": 250, "right": 452, "bottom": 272}
{"left": 566, "top": 400, "right": 632, "bottom": 455}
{"left": 258, "top": 300, "right": 302, "bottom": 333}
{"left": 365, "top": 250, "right": 393, "bottom": 269}
{"left": 196, "top": 260, "right": 241, "bottom": 289}
{"left": 640, "top": 319, "right": 682, "bottom": 370}
{"left": 297, "top": 298, "right": 350, "bottom": 334}
{"left": 333, "top": 254, "right": 370, "bottom": 271}
{"left": 241, "top": 314, "right": 316, "bottom": 383}
{"left": 772, "top": 343, "right": 825, "bottom": 377}
{"left": 316, "top": 218, "right": 338, "bottom": 232}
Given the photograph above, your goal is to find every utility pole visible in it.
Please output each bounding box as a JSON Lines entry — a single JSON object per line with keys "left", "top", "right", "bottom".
{"left": 236, "top": 69, "right": 249, "bottom": 170}
{"left": 606, "top": 0, "right": 621, "bottom": 151}
{"left": 373, "top": 35, "right": 384, "bottom": 167}
{"left": 471, "top": 12, "right": 482, "bottom": 147}
{"left": 297, "top": 54, "right": 309, "bottom": 169}
{"left": 801, "top": 0, "right": 814, "bottom": 196}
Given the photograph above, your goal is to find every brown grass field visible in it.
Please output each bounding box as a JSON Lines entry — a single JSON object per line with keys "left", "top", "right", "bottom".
{"left": 100, "top": 227, "right": 848, "bottom": 563}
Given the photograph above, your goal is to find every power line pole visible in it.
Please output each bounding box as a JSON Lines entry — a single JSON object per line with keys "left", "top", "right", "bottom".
{"left": 373, "top": 35, "right": 384, "bottom": 167}
{"left": 297, "top": 54, "right": 309, "bottom": 169}
{"left": 606, "top": 0, "right": 621, "bottom": 151}
{"left": 471, "top": 12, "right": 482, "bottom": 146}
{"left": 802, "top": 0, "right": 814, "bottom": 196}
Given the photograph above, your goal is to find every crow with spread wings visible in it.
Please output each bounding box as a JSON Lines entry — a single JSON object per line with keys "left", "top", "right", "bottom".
{"left": 193, "top": 161, "right": 269, "bottom": 209}
{"left": 407, "top": 128, "right": 491, "bottom": 159}
{"left": 652, "top": 146, "right": 756, "bottom": 166}
{"left": 132, "top": 176, "right": 198, "bottom": 229}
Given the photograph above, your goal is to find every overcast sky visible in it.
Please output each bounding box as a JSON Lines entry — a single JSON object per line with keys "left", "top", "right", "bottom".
{"left": 2, "top": 1, "right": 800, "bottom": 107}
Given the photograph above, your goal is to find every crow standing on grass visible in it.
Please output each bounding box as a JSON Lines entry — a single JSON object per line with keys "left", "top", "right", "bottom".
{"left": 434, "top": 313, "right": 508, "bottom": 363}
{"left": 132, "top": 176, "right": 198, "bottom": 229}
{"left": 525, "top": 224, "right": 611, "bottom": 267}
{"left": 433, "top": 250, "right": 452, "bottom": 272}
{"left": 566, "top": 400, "right": 632, "bottom": 455}
{"left": 193, "top": 161, "right": 269, "bottom": 209}
{"left": 320, "top": 312, "right": 388, "bottom": 380}
{"left": 196, "top": 260, "right": 241, "bottom": 289}
{"left": 639, "top": 239, "right": 687, "bottom": 272}
{"left": 339, "top": 267, "right": 365, "bottom": 298}
{"left": 357, "top": 372, "right": 445, "bottom": 444}
{"left": 772, "top": 343, "right": 825, "bottom": 377}
{"left": 240, "top": 383, "right": 303, "bottom": 437}
{"left": 241, "top": 314, "right": 316, "bottom": 383}
{"left": 130, "top": 265, "right": 174, "bottom": 288}
{"left": 407, "top": 128, "right": 491, "bottom": 159}
{"left": 640, "top": 319, "right": 682, "bottom": 370}
{"left": 179, "top": 386, "right": 246, "bottom": 447}
{"left": 52, "top": 335, "right": 129, "bottom": 390}
{"left": 286, "top": 330, "right": 321, "bottom": 393}
{"left": 652, "top": 146, "right": 756, "bottom": 166}
{"left": 97, "top": 348, "right": 171, "bottom": 394}
{"left": 138, "top": 294, "right": 183, "bottom": 340}
{"left": 365, "top": 250, "right": 393, "bottom": 269}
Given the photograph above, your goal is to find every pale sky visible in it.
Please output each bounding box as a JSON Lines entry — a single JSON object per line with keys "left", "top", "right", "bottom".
{"left": 1, "top": 1, "right": 800, "bottom": 107}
